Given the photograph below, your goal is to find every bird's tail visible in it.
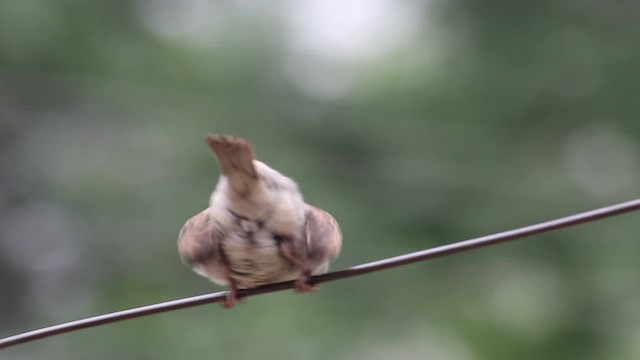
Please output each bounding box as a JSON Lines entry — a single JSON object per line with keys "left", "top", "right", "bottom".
{"left": 206, "top": 134, "right": 258, "bottom": 195}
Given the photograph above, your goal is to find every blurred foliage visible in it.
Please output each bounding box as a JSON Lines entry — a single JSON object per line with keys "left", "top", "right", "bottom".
{"left": 1, "top": 1, "right": 640, "bottom": 359}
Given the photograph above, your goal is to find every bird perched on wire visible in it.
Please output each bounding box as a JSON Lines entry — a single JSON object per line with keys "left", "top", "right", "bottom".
{"left": 178, "top": 134, "right": 342, "bottom": 308}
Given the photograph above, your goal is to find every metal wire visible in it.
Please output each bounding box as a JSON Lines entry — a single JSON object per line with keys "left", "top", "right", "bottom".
{"left": 2, "top": 198, "right": 640, "bottom": 349}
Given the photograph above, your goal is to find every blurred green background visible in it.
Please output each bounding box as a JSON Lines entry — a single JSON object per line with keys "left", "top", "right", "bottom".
{"left": 1, "top": 1, "right": 640, "bottom": 359}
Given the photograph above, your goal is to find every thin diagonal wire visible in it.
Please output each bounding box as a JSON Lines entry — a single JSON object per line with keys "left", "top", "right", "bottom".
{"left": 2, "top": 198, "right": 640, "bottom": 349}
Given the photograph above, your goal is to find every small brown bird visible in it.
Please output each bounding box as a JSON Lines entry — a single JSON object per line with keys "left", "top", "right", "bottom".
{"left": 178, "top": 134, "right": 342, "bottom": 307}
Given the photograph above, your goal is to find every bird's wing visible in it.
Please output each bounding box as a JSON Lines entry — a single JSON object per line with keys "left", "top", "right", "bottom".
{"left": 304, "top": 204, "right": 342, "bottom": 270}
{"left": 177, "top": 209, "right": 222, "bottom": 266}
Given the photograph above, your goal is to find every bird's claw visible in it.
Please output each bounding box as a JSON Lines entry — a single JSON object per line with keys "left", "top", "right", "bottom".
{"left": 294, "top": 273, "right": 318, "bottom": 293}
{"left": 222, "top": 293, "right": 236, "bottom": 309}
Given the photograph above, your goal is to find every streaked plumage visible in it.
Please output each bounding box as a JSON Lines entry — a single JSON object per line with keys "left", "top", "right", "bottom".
{"left": 178, "top": 134, "right": 342, "bottom": 307}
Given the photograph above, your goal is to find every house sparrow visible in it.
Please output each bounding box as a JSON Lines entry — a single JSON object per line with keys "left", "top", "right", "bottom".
{"left": 178, "top": 134, "right": 342, "bottom": 308}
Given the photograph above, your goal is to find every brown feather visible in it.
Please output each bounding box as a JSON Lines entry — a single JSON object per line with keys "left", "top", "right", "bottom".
{"left": 205, "top": 134, "right": 256, "bottom": 176}
{"left": 304, "top": 204, "right": 342, "bottom": 274}
{"left": 177, "top": 209, "right": 220, "bottom": 266}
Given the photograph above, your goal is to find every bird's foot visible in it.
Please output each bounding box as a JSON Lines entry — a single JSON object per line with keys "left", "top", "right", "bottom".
{"left": 294, "top": 271, "right": 318, "bottom": 293}
{"left": 221, "top": 290, "right": 240, "bottom": 309}
{"left": 221, "top": 279, "right": 243, "bottom": 309}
